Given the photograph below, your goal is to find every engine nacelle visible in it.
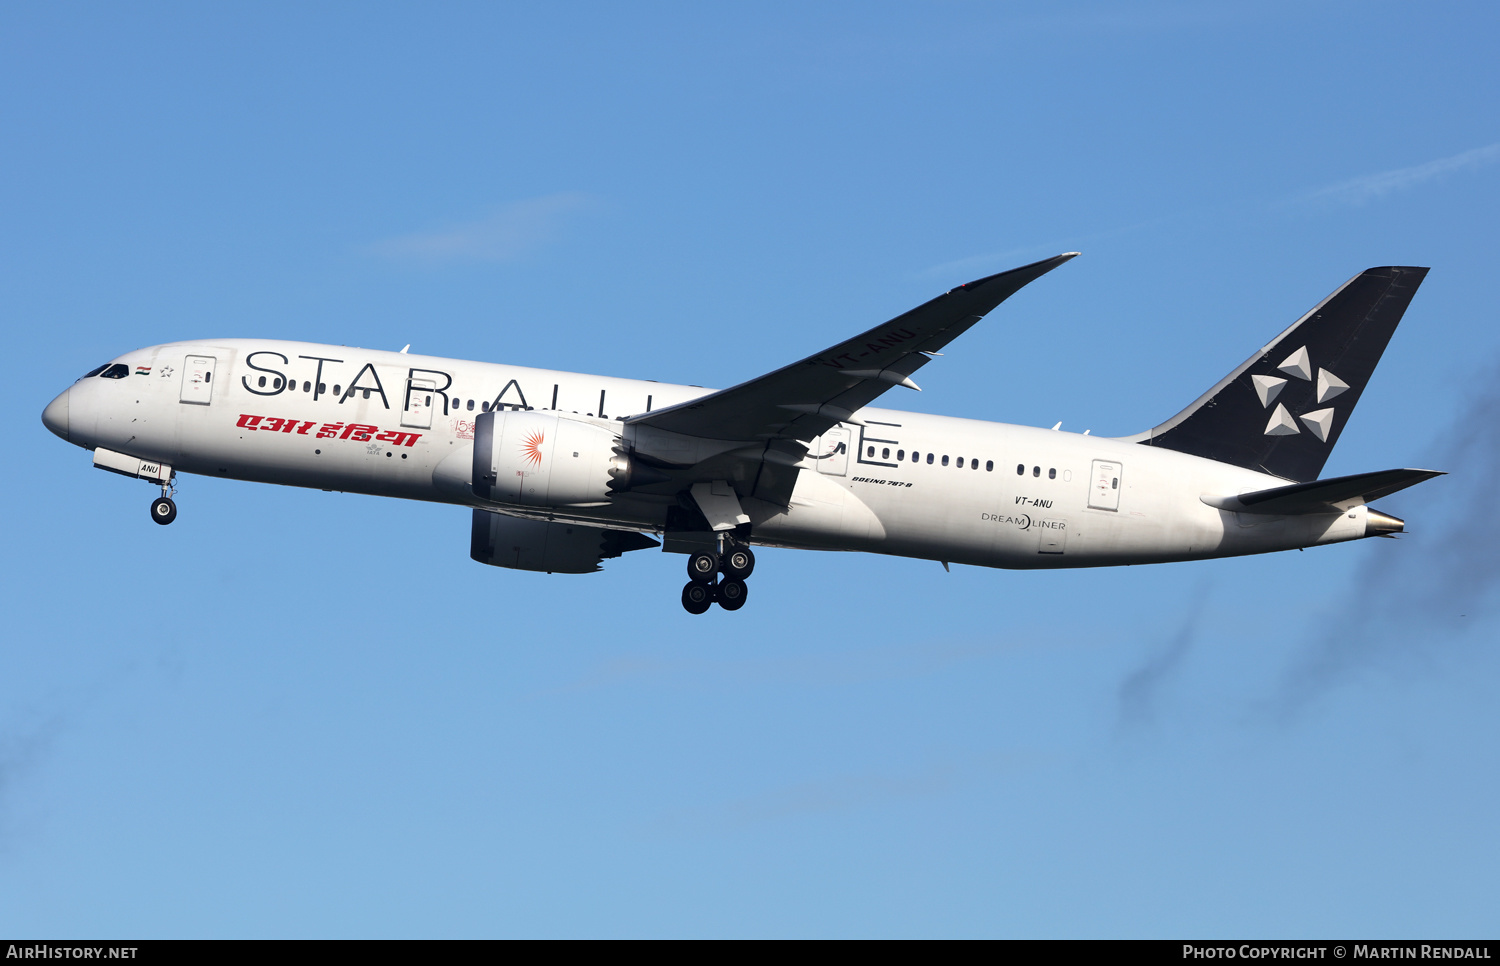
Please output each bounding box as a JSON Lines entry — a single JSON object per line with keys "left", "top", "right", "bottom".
{"left": 472, "top": 410, "right": 635, "bottom": 507}
{"left": 470, "top": 510, "right": 659, "bottom": 574}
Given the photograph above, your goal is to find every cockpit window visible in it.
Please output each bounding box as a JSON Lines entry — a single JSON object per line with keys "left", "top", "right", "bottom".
{"left": 81, "top": 364, "right": 109, "bottom": 379}
{"left": 100, "top": 364, "right": 131, "bottom": 379}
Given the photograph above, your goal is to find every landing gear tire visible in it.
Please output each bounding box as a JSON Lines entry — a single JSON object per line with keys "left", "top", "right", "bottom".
{"left": 681, "top": 581, "right": 714, "bottom": 615}
{"left": 687, "top": 550, "right": 720, "bottom": 583}
{"left": 150, "top": 496, "right": 177, "bottom": 526}
{"left": 722, "top": 547, "right": 755, "bottom": 580}
{"left": 717, "top": 578, "right": 748, "bottom": 611}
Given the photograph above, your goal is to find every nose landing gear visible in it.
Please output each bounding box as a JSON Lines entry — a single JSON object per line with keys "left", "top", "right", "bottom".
{"left": 679, "top": 540, "right": 756, "bottom": 614}
{"left": 150, "top": 496, "right": 177, "bottom": 525}
{"left": 150, "top": 480, "right": 177, "bottom": 526}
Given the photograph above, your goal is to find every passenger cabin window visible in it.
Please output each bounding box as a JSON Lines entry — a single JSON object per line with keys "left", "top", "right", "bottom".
{"left": 467, "top": 399, "right": 475, "bottom": 411}
{"left": 986, "top": 460, "right": 994, "bottom": 472}
{"left": 100, "top": 364, "right": 130, "bottom": 379}
{"left": 1032, "top": 466, "right": 1040, "bottom": 477}
{"left": 1016, "top": 464, "right": 1024, "bottom": 475}
{"left": 897, "top": 450, "right": 905, "bottom": 461}
{"left": 882, "top": 448, "right": 890, "bottom": 459}
{"left": 941, "top": 455, "right": 949, "bottom": 466}
{"left": 867, "top": 446, "right": 875, "bottom": 458}
{"left": 303, "top": 381, "right": 311, "bottom": 392}
{"left": 1049, "top": 468, "right": 1056, "bottom": 479}
{"left": 927, "top": 453, "right": 934, "bottom": 464}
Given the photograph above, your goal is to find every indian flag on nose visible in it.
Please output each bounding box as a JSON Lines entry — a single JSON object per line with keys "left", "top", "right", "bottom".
{"left": 135, "top": 366, "right": 151, "bottom": 375}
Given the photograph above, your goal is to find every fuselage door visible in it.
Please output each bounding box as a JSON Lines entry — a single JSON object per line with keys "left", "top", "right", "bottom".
{"left": 403, "top": 378, "right": 436, "bottom": 429}
{"left": 815, "top": 426, "right": 851, "bottom": 477}
{"left": 1088, "top": 459, "right": 1122, "bottom": 511}
{"left": 179, "top": 355, "right": 217, "bottom": 405}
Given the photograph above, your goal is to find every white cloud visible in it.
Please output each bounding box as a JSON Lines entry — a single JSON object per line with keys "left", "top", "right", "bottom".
{"left": 1300, "top": 143, "right": 1500, "bottom": 207}
{"left": 369, "top": 192, "right": 591, "bottom": 263}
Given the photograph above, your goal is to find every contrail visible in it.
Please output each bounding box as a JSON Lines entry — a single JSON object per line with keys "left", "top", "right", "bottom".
{"left": 1118, "top": 586, "right": 1209, "bottom": 728}
{"left": 1275, "top": 359, "right": 1500, "bottom": 710}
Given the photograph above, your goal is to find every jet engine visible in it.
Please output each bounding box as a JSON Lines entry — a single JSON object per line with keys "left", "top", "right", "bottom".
{"left": 472, "top": 410, "right": 643, "bottom": 507}
{"left": 470, "top": 510, "right": 659, "bottom": 574}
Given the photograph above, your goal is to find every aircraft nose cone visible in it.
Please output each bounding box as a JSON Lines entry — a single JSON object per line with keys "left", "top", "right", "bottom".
{"left": 42, "top": 388, "right": 70, "bottom": 442}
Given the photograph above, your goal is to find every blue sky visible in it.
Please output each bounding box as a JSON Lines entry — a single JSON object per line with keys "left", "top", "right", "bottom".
{"left": 3, "top": 1, "right": 1498, "bottom": 937}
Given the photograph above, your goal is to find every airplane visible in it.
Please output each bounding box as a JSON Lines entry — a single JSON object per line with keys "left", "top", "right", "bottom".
{"left": 41, "top": 254, "right": 1442, "bottom": 614}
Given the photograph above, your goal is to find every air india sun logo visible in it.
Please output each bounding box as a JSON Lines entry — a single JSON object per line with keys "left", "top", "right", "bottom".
{"left": 520, "top": 430, "right": 545, "bottom": 466}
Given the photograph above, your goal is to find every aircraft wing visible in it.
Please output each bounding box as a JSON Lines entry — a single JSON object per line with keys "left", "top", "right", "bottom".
{"left": 626, "top": 253, "right": 1079, "bottom": 443}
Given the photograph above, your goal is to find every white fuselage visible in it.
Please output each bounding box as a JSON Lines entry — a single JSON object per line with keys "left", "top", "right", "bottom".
{"left": 49, "top": 339, "right": 1376, "bottom": 569}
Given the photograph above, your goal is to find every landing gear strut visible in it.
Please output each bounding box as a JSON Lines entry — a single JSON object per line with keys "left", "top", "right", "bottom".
{"left": 150, "top": 480, "right": 177, "bottom": 526}
{"left": 679, "top": 537, "right": 756, "bottom": 614}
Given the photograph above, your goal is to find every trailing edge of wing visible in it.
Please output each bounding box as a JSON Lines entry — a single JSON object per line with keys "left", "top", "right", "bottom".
{"left": 627, "top": 253, "right": 1079, "bottom": 442}
{"left": 1200, "top": 467, "right": 1444, "bottom": 515}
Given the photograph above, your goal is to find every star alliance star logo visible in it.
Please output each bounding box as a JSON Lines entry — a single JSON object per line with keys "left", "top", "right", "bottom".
{"left": 1253, "top": 345, "right": 1348, "bottom": 441}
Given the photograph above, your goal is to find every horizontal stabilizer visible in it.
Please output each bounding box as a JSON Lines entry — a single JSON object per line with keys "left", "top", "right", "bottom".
{"left": 1201, "top": 467, "right": 1444, "bottom": 515}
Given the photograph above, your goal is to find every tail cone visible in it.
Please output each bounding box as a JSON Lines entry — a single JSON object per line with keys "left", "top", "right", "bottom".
{"left": 1366, "top": 509, "right": 1405, "bottom": 537}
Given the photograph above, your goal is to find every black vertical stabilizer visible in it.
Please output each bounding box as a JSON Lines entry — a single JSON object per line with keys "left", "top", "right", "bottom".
{"left": 1131, "top": 266, "right": 1428, "bottom": 482}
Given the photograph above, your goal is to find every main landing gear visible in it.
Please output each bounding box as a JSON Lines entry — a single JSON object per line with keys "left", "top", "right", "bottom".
{"left": 150, "top": 481, "right": 177, "bottom": 526}
{"left": 680, "top": 542, "right": 756, "bottom": 615}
